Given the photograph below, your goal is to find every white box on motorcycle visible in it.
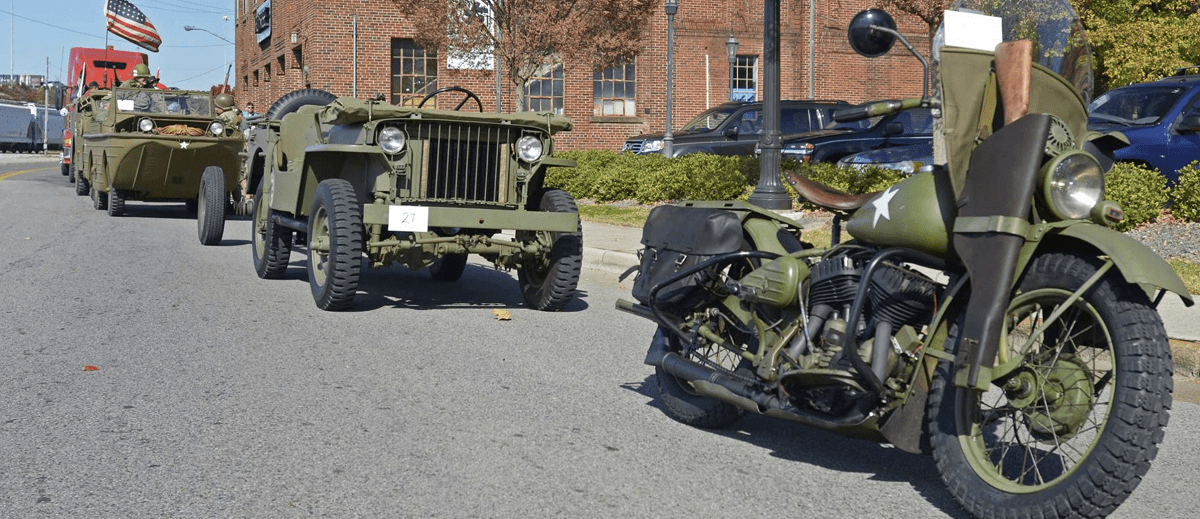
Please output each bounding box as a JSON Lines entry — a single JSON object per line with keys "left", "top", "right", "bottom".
{"left": 629, "top": 205, "right": 744, "bottom": 312}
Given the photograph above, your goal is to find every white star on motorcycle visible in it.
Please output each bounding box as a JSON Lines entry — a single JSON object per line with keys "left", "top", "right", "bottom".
{"left": 871, "top": 187, "right": 899, "bottom": 227}
{"left": 179, "top": 141, "right": 190, "bottom": 149}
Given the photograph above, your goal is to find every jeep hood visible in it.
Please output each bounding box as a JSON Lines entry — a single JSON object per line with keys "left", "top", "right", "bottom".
{"left": 318, "top": 97, "right": 574, "bottom": 134}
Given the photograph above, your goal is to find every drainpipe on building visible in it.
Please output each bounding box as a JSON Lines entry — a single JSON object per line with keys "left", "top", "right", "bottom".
{"left": 808, "top": 0, "right": 814, "bottom": 99}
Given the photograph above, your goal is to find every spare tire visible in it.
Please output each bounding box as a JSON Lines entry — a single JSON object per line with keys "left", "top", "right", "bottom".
{"left": 264, "top": 88, "right": 338, "bottom": 120}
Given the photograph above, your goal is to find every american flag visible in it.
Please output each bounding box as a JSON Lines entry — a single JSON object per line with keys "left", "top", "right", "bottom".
{"left": 104, "top": 0, "right": 161, "bottom": 52}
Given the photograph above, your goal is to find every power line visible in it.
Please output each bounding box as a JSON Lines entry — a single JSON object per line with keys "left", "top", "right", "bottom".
{"left": 0, "top": 8, "right": 104, "bottom": 40}
{"left": 140, "top": 0, "right": 229, "bottom": 16}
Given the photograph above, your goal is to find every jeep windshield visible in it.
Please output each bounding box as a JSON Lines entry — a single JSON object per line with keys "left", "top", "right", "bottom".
{"left": 114, "top": 88, "right": 213, "bottom": 117}
{"left": 1089, "top": 86, "right": 1188, "bottom": 126}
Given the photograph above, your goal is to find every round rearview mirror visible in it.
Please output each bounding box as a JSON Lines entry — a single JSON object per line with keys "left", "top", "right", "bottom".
{"left": 848, "top": 9, "right": 898, "bottom": 58}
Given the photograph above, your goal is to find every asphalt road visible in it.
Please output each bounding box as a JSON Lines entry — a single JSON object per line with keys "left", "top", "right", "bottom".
{"left": 2, "top": 156, "right": 1199, "bottom": 518}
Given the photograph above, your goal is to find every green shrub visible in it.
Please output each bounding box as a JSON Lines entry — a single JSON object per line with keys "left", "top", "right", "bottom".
{"left": 1171, "top": 161, "right": 1200, "bottom": 222}
{"left": 1105, "top": 162, "right": 1169, "bottom": 231}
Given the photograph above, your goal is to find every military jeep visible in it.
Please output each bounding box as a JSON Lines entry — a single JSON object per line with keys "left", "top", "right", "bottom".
{"left": 72, "top": 87, "right": 244, "bottom": 245}
{"left": 244, "top": 88, "right": 582, "bottom": 311}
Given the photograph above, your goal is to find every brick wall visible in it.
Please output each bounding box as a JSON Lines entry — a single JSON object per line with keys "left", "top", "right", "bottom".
{"left": 235, "top": 0, "right": 928, "bottom": 151}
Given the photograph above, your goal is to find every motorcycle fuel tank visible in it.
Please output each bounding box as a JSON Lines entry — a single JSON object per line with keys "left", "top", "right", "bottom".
{"left": 844, "top": 167, "right": 958, "bottom": 258}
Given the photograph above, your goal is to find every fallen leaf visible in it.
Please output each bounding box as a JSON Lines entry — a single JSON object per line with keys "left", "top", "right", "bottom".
{"left": 492, "top": 309, "right": 513, "bottom": 321}
{"left": 82, "top": 365, "right": 99, "bottom": 371}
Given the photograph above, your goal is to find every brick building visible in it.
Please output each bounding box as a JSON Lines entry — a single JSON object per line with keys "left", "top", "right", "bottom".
{"left": 233, "top": 0, "right": 928, "bottom": 151}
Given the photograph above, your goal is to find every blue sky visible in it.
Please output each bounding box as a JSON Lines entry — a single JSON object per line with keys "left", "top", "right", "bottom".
{"left": 2, "top": 0, "right": 236, "bottom": 90}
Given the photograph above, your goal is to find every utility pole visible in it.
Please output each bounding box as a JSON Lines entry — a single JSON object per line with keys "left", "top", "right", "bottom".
{"left": 43, "top": 57, "right": 49, "bottom": 153}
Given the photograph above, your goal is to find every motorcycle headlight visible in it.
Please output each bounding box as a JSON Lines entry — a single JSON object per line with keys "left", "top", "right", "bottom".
{"left": 138, "top": 118, "right": 155, "bottom": 133}
{"left": 1042, "top": 150, "right": 1104, "bottom": 220}
{"left": 378, "top": 126, "right": 406, "bottom": 154}
{"left": 641, "top": 139, "right": 664, "bottom": 153}
{"left": 208, "top": 121, "right": 225, "bottom": 136}
{"left": 517, "top": 135, "right": 543, "bottom": 162}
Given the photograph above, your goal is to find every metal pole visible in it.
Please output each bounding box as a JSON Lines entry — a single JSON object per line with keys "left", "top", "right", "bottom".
{"left": 663, "top": 2, "right": 677, "bottom": 157}
{"left": 43, "top": 57, "right": 49, "bottom": 152}
{"left": 352, "top": 16, "right": 357, "bottom": 98}
{"left": 808, "top": 0, "right": 814, "bottom": 99}
{"left": 494, "top": 18, "right": 501, "bottom": 112}
{"left": 747, "top": 0, "right": 790, "bottom": 210}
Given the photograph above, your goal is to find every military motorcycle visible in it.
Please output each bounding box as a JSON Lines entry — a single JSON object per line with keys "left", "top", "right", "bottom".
{"left": 615, "top": 0, "right": 1193, "bottom": 517}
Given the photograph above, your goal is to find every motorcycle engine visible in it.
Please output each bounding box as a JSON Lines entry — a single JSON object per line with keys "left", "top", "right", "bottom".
{"left": 809, "top": 252, "right": 940, "bottom": 329}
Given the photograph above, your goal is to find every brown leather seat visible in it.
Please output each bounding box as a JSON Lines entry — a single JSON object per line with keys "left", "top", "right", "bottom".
{"left": 784, "top": 170, "right": 879, "bottom": 213}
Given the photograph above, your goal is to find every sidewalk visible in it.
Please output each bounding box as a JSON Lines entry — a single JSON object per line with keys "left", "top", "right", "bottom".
{"left": 580, "top": 220, "right": 1199, "bottom": 342}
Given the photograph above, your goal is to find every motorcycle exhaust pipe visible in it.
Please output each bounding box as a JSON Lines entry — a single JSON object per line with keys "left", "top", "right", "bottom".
{"left": 647, "top": 333, "right": 870, "bottom": 428}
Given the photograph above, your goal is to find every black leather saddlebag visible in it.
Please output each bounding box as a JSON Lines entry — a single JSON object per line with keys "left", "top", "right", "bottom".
{"left": 631, "top": 205, "right": 743, "bottom": 311}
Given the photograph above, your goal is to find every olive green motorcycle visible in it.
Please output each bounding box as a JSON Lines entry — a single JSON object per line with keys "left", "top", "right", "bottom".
{"left": 616, "top": 1, "right": 1193, "bottom": 517}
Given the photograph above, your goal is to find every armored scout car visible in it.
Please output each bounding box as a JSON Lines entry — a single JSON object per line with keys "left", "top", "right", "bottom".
{"left": 71, "top": 87, "right": 244, "bottom": 245}
{"left": 244, "top": 88, "right": 582, "bottom": 311}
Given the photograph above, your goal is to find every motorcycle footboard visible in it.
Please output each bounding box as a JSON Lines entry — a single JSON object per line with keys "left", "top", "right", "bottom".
{"left": 952, "top": 114, "right": 1050, "bottom": 389}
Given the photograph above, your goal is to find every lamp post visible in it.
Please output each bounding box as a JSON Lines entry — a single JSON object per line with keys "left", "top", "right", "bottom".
{"left": 747, "top": 0, "right": 791, "bottom": 210}
{"left": 663, "top": 0, "right": 678, "bottom": 157}
{"left": 184, "top": 25, "right": 234, "bottom": 88}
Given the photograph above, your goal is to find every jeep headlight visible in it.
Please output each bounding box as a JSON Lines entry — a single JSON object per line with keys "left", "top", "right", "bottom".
{"left": 517, "top": 135, "right": 543, "bottom": 162}
{"left": 138, "top": 118, "right": 155, "bottom": 133}
{"left": 1042, "top": 150, "right": 1104, "bottom": 220}
{"left": 641, "top": 139, "right": 664, "bottom": 153}
{"left": 379, "top": 126, "right": 406, "bottom": 154}
{"left": 208, "top": 121, "right": 225, "bottom": 136}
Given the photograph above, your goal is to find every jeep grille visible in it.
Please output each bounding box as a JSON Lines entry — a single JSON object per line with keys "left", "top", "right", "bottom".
{"left": 408, "top": 122, "right": 520, "bottom": 205}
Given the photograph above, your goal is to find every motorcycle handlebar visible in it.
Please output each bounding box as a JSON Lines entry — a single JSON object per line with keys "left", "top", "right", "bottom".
{"left": 833, "top": 98, "right": 925, "bottom": 122}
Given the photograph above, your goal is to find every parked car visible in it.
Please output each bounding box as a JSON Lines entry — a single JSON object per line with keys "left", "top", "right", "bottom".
{"left": 836, "top": 142, "right": 933, "bottom": 174}
{"left": 1087, "top": 66, "right": 1200, "bottom": 183}
{"left": 777, "top": 106, "right": 934, "bottom": 163}
{"left": 622, "top": 99, "right": 848, "bottom": 157}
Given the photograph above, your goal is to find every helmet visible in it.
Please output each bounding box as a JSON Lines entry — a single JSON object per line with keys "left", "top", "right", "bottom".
{"left": 214, "top": 93, "right": 235, "bottom": 109}
{"left": 132, "top": 63, "right": 152, "bottom": 78}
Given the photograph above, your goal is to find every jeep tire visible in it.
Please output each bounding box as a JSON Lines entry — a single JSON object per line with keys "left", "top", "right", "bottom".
{"left": 106, "top": 188, "right": 125, "bottom": 216}
{"left": 429, "top": 253, "right": 468, "bottom": 282}
{"left": 307, "top": 179, "right": 363, "bottom": 311}
{"left": 251, "top": 181, "right": 293, "bottom": 279}
{"left": 197, "top": 166, "right": 227, "bottom": 246}
{"left": 517, "top": 189, "right": 582, "bottom": 311}
{"left": 265, "top": 88, "right": 338, "bottom": 120}
{"left": 74, "top": 172, "right": 89, "bottom": 196}
{"left": 91, "top": 184, "right": 107, "bottom": 210}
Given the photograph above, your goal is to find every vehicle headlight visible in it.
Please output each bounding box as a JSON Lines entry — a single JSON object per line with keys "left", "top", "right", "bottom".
{"left": 138, "top": 118, "right": 155, "bottom": 133}
{"left": 208, "top": 121, "right": 225, "bottom": 136}
{"left": 517, "top": 135, "right": 543, "bottom": 162}
{"left": 378, "top": 126, "right": 405, "bottom": 154}
{"left": 783, "top": 142, "right": 814, "bottom": 155}
{"left": 641, "top": 139, "right": 664, "bottom": 153}
{"left": 1042, "top": 150, "right": 1104, "bottom": 220}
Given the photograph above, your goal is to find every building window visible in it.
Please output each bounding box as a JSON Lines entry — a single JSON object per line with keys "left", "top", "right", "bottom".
{"left": 264, "top": 63, "right": 271, "bottom": 82}
{"left": 391, "top": 38, "right": 438, "bottom": 106}
{"left": 525, "top": 62, "right": 563, "bottom": 114}
{"left": 253, "top": 69, "right": 259, "bottom": 86}
{"left": 730, "top": 55, "right": 757, "bottom": 102}
{"left": 593, "top": 59, "right": 636, "bottom": 117}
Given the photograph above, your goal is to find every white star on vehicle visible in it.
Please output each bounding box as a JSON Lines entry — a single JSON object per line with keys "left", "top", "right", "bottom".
{"left": 871, "top": 187, "right": 899, "bottom": 227}
{"left": 179, "top": 141, "right": 190, "bottom": 149}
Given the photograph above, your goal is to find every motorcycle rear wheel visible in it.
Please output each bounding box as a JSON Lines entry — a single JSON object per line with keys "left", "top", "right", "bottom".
{"left": 652, "top": 327, "right": 744, "bottom": 428}
{"left": 927, "top": 252, "right": 1172, "bottom": 518}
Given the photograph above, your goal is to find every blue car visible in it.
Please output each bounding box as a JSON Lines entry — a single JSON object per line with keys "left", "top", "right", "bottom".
{"left": 836, "top": 142, "right": 933, "bottom": 175}
{"left": 1088, "top": 67, "right": 1200, "bottom": 183}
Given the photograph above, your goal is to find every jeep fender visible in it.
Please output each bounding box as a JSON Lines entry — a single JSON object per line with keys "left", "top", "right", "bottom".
{"left": 1031, "top": 222, "right": 1193, "bottom": 306}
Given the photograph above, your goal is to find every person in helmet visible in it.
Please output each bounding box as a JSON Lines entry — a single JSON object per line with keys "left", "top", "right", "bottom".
{"left": 214, "top": 92, "right": 243, "bottom": 130}
{"left": 126, "top": 63, "right": 160, "bottom": 112}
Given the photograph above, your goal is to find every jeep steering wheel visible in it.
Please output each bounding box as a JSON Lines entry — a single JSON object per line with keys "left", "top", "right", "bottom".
{"left": 418, "top": 86, "right": 484, "bottom": 111}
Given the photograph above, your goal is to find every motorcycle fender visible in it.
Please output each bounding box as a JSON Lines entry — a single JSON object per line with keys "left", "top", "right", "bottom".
{"left": 1042, "top": 223, "right": 1193, "bottom": 306}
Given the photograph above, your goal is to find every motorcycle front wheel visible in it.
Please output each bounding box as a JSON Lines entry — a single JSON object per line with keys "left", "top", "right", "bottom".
{"left": 928, "top": 252, "right": 1172, "bottom": 519}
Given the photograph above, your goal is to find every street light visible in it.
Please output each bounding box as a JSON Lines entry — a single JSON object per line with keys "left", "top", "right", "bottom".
{"left": 663, "top": 0, "right": 678, "bottom": 157}
{"left": 747, "top": 0, "right": 790, "bottom": 210}
{"left": 183, "top": 25, "right": 234, "bottom": 45}
{"left": 726, "top": 34, "right": 739, "bottom": 65}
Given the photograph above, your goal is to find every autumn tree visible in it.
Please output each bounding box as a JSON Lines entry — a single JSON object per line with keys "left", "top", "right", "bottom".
{"left": 1075, "top": 0, "right": 1200, "bottom": 91}
{"left": 391, "top": 0, "right": 657, "bottom": 110}
{"left": 876, "top": 0, "right": 954, "bottom": 43}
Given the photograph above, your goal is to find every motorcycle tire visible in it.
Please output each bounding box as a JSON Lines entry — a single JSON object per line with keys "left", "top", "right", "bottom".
{"left": 652, "top": 328, "right": 744, "bottom": 429}
{"left": 927, "top": 251, "right": 1171, "bottom": 519}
